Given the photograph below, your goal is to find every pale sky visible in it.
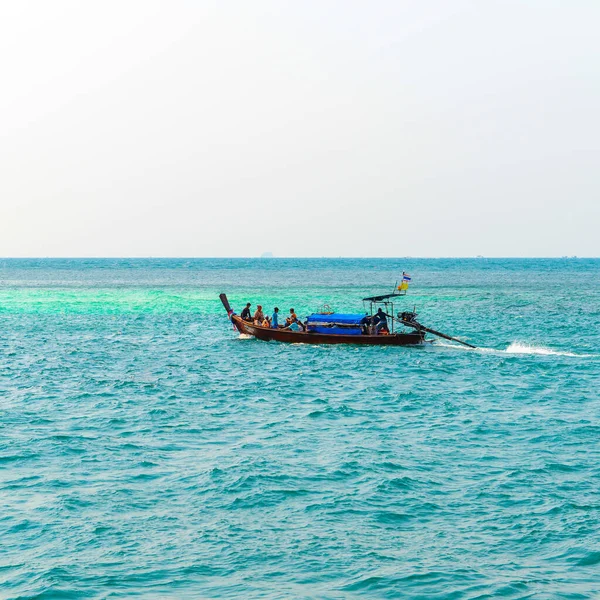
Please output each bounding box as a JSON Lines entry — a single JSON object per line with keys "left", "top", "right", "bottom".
{"left": 1, "top": 0, "right": 598, "bottom": 257}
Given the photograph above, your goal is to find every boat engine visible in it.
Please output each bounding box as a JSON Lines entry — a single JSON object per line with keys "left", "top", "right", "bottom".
{"left": 399, "top": 311, "right": 418, "bottom": 324}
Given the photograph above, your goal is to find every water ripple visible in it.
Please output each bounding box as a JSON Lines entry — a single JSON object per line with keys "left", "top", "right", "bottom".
{"left": 1, "top": 259, "right": 599, "bottom": 598}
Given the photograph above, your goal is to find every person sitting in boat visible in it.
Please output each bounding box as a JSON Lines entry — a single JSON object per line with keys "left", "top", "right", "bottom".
{"left": 286, "top": 317, "right": 302, "bottom": 332}
{"left": 373, "top": 307, "right": 389, "bottom": 334}
{"left": 286, "top": 308, "right": 297, "bottom": 326}
{"left": 241, "top": 303, "right": 252, "bottom": 321}
{"left": 261, "top": 316, "right": 271, "bottom": 327}
{"left": 253, "top": 305, "right": 265, "bottom": 324}
{"left": 271, "top": 307, "right": 280, "bottom": 329}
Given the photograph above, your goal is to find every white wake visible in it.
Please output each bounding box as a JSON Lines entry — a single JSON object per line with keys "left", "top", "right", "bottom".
{"left": 433, "top": 340, "right": 589, "bottom": 358}
{"left": 504, "top": 342, "right": 579, "bottom": 357}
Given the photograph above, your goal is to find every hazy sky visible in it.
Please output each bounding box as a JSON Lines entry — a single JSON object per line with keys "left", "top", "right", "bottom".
{"left": 1, "top": 1, "right": 598, "bottom": 257}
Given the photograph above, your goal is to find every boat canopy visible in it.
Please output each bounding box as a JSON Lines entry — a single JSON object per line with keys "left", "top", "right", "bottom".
{"left": 362, "top": 292, "right": 405, "bottom": 302}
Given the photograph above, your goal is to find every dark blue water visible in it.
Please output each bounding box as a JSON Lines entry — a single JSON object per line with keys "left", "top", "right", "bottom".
{"left": 1, "top": 258, "right": 599, "bottom": 598}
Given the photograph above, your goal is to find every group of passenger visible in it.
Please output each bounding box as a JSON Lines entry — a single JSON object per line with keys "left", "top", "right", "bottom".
{"left": 239, "top": 303, "right": 391, "bottom": 335}
{"left": 240, "top": 303, "right": 305, "bottom": 331}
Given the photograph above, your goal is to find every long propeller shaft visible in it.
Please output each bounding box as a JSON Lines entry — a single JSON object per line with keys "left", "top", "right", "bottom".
{"left": 395, "top": 316, "right": 477, "bottom": 349}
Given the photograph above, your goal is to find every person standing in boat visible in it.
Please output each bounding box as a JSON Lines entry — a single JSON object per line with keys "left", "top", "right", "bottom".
{"left": 253, "top": 305, "right": 265, "bottom": 324}
{"left": 373, "top": 307, "right": 388, "bottom": 333}
{"left": 241, "top": 302, "right": 252, "bottom": 321}
{"left": 271, "top": 307, "right": 280, "bottom": 328}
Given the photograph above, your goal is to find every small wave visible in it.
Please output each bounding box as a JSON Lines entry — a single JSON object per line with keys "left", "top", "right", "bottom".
{"left": 577, "top": 552, "right": 600, "bottom": 566}
{"left": 237, "top": 334, "right": 254, "bottom": 340}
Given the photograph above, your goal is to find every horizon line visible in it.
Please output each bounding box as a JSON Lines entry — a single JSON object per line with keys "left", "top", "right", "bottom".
{"left": 0, "top": 256, "right": 597, "bottom": 260}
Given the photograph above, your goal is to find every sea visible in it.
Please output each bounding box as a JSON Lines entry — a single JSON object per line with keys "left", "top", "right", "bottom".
{"left": 1, "top": 258, "right": 599, "bottom": 599}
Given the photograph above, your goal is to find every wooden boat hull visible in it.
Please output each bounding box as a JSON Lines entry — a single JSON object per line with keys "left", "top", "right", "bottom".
{"left": 231, "top": 315, "right": 424, "bottom": 346}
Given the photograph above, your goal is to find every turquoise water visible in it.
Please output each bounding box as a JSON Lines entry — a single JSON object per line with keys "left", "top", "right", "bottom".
{"left": 1, "top": 258, "right": 599, "bottom": 599}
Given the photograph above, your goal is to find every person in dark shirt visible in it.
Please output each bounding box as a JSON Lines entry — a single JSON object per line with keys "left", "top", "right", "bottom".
{"left": 373, "top": 308, "right": 388, "bottom": 333}
{"left": 240, "top": 303, "right": 252, "bottom": 321}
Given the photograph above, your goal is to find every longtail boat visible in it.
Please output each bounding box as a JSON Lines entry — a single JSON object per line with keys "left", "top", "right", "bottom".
{"left": 219, "top": 288, "right": 475, "bottom": 348}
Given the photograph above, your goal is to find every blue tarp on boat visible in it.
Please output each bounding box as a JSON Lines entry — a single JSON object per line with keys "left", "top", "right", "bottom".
{"left": 306, "top": 313, "right": 367, "bottom": 335}
{"left": 307, "top": 313, "right": 367, "bottom": 325}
